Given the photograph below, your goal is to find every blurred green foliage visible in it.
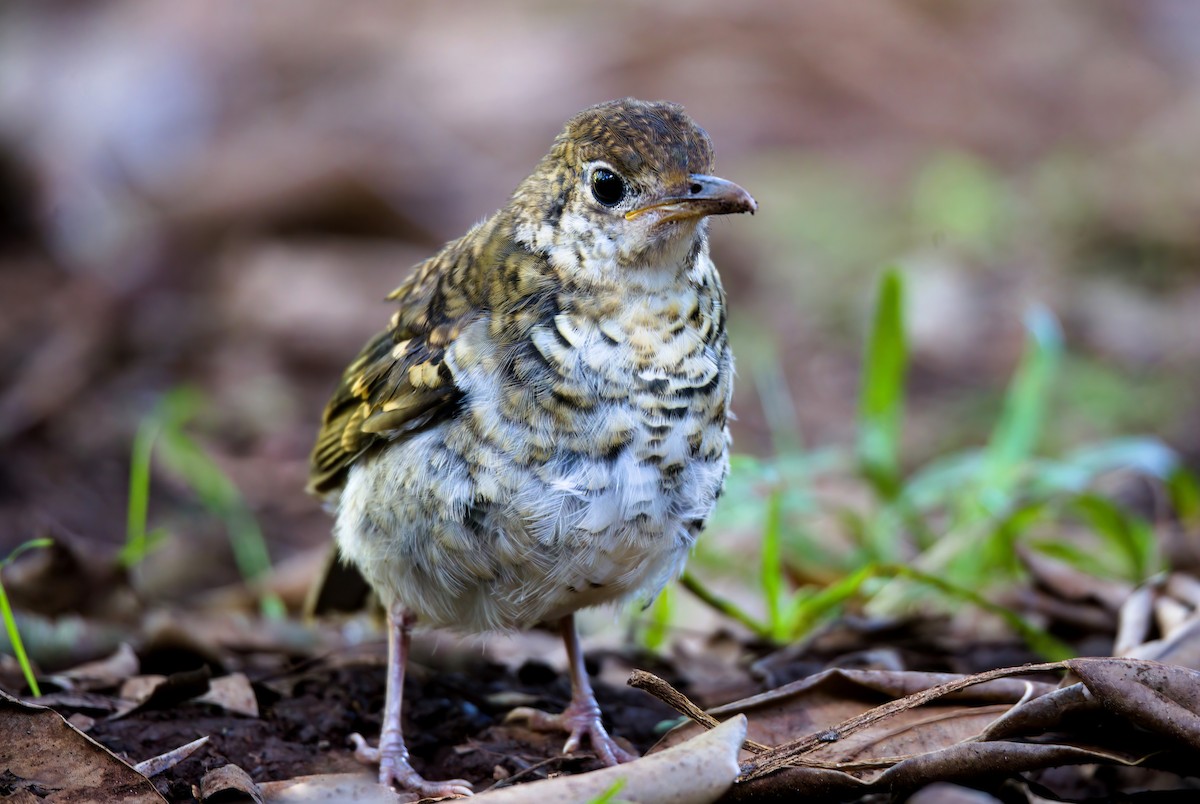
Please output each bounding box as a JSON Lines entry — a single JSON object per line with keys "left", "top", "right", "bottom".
{"left": 651, "top": 269, "right": 1188, "bottom": 658}
{"left": 124, "top": 388, "right": 285, "bottom": 619}
{"left": 910, "top": 152, "right": 1008, "bottom": 251}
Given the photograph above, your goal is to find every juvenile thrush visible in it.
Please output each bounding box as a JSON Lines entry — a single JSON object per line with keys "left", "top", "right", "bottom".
{"left": 308, "top": 98, "right": 755, "bottom": 796}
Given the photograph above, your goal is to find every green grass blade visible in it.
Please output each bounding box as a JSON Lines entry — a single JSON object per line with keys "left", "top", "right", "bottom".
{"left": 1168, "top": 468, "right": 1200, "bottom": 526}
{"left": 857, "top": 268, "right": 907, "bottom": 499}
{"left": 123, "top": 418, "right": 161, "bottom": 568}
{"left": 761, "top": 490, "right": 785, "bottom": 640}
{"left": 1070, "top": 494, "right": 1159, "bottom": 581}
{"left": 785, "top": 564, "right": 877, "bottom": 638}
{"left": 143, "top": 390, "right": 285, "bottom": 619}
{"left": 587, "top": 778, "right": 627, "bottom": 804}
{"left": 0, "top": 538, "right": 52, "bottom": 697}
{"left": 899, "top": 449, "right": 984, "bottom": 511}
{"left": 642, "top": 584, "right": 673, "bottom": 652}
{"left": 157, "top": 427, "right": 284, "bottom": 618}
{"left": 979, "top": 305, "right": 1062, "bottom": 511}
{"left": 1061, "top": 438, "right": 1177, "bottom": 481}
{"left": 680, "top": 572, "right": 770, "bottom": 640}
{"left": 0, "top": 581, "right": 39, "bottom": 697}
{"left": 2, "top": 538, "right": 53, "bottom": 568}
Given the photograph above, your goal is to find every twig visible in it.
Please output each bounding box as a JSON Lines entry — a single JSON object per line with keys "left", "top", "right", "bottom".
{"left": 740, "top": 661, "right": 1068, "bottom": 779}
{"left": 627, "top": 669, "right": 771, "bottom": 754}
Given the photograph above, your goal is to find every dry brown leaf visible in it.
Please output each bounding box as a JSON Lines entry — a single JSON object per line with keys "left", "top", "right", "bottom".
{"left": 196, "top": 673, "right": 260, "bottom": 718}
{"left": 0, "top": 689, "right": 166, "bottom": 803}
{"left": 1018, "top": 545, "right": 1131, "bottom": 611}
{"left": 470, "top": 714, "right": 746, "bottom": 804}
{"left": 200, "top": 763, "right": 265, "bottom": 803}
{"left": 1116, "top": 573, "right": 1200, "bottom": 669}
{"left": 639, "top": 659, "right": 1193, "bottom": 799}
{"left": 47, "top": 642, "right": 140, "bottom": 692}
{"left": 115, "top": 667, "right": 212, "bottom": 717}
{"left": 976, "top": 682, "right": 1097, "bottom": 740}
{"left": 1069, "top": 656, "right": 1200, "bottom": 752}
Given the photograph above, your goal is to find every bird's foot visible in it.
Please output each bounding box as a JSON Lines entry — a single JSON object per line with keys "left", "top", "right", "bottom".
{"left": 506, "top": 699, "right": 637, "bottom": 767}
{"left": 349, "top": 732, "right": 473, "bottom": 798}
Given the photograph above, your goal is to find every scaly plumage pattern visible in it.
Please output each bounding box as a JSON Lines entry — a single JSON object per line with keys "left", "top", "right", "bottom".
{"left": 309, "top": 98, "right": 755, "bottom": 795}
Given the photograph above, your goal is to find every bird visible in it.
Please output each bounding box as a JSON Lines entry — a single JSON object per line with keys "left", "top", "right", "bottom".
{"left": 308, "top": 97, "right": 755, "bottom": 797}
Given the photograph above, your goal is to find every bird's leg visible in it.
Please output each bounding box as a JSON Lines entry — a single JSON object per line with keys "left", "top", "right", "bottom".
{"left": 507, "top": 613, "right": 637, "bottom": 766}
{"left": 350, "top": 605, "right": 473, "bottom": 797}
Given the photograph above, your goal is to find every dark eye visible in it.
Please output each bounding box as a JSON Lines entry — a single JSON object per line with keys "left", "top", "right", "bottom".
{"left": 590, "top": 168, "right": 626, "bottom": 207}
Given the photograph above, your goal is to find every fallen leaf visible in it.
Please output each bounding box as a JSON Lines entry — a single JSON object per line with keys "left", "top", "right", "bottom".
{"left": 115, "top": 667, "right": 212, "bottom": 717}
{"left": 196, "top": 673, "right": 260, "bottom": 718}
{"left": 0, "top": 689, "right": 165, "bottom": 803}
{"left": 200, "top": 763, "right": 264, "bottom": 803}
{"left": 470, "top": 714, "right": 746, "bottom": 803}
{"left": 1069, "top": 656, "right": 1200, "bottom": 752}
{"left": 135, "top": 736, "right": 211, "bottom": 778}
{"left": 47, "top": 642, "right": 140, "bottom": 692}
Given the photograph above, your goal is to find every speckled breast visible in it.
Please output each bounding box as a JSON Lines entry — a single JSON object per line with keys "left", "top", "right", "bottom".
{"left": 336, "top": 264, "right": 732, "bottom": 633}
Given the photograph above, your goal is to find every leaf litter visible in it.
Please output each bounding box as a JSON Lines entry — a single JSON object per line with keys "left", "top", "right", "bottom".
{"left": 3, "top": 572, "right": 1200, "bottom": 801}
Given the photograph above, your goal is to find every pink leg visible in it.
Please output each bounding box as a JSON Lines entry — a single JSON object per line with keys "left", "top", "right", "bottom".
{"left": 350, "top": 605, "right": 473, "bottom": 797}
{"left": 507, "top": 613, "right": 637, "bottom": 766}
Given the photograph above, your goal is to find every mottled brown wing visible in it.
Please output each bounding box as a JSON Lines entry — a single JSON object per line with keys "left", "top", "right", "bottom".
{"left": 307, "top": 251, "right": 472, "bottom": 497}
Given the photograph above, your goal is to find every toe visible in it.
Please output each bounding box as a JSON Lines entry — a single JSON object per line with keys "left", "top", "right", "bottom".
{"left": 506, "top": 705, "right": 638, "bottom": 766}
{"left": 351, "top": 734, "right": 473, "bottom": 797}
{"left": 385, "top": 767, "right": 473, "bottom": 799}
{"left": 349, "top": 733, "right": 381, "bottom": 764}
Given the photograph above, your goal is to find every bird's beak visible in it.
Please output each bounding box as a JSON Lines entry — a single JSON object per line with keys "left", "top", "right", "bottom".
{"left": 626, "top": 175, "right": 758, "bottom": 222}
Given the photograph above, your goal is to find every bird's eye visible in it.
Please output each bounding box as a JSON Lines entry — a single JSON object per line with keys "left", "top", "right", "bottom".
{"left": 590, "top": 168, "right": 626, "bottom": 207}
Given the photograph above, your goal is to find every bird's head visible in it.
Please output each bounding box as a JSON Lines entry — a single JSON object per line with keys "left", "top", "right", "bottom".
{"left": 511, "top": 98, "right": 756, "bottom": 286}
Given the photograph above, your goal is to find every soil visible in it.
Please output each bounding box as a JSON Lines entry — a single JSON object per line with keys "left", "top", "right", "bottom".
{"left": 83, "top": 652, "right": 682, "bottom": 801}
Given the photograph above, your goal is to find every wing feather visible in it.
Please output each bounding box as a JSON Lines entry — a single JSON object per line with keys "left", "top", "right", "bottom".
{"left": 306, "top": 247, "right": 475, "bottom": 497}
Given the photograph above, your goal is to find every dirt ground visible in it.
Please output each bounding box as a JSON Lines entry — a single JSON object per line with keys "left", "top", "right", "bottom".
{"left": 82, "top": 649, "right": 679, "bottom": 800}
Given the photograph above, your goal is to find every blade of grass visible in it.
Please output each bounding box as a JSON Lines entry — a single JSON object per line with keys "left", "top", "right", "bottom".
{"left": 156, "top": 426, "right": 285, "bottom": 619}
{"left": 122, "top": 388, "right": 201, "bottom": 566}
{"left": 680, "top": 572, "right": 769, "bottom": 641}
{"left": 899, "top": 450, "right": 983, "bottom": 512}
{"left": 1070, "top": 494, "right": 1159, "bottom": 581}
{"left": 1060, "top": 437, "right": 1178, "bottom": 481}
{"left": 761, "top": 490, "right": 785, "bottom": 641}
{"left": 0, "top": 581, "right": 38, "bottom": 696}
{"left": 0, "top": 538, "right": 53, "bottom": 697}
{"left": 785, "top": 564, "right": 877, "bottom": 637}
{"left": 976, "top": 305, "right": 1062, "bottom": 517}
{"left": 138, "top": 387, "right": 285, "bottom": 619}
{"left": 1169, "top": 467, "right": 1200, "bottom": 526}
{"left": 588, "top": 778, "right": 627, "bottom": 804}
{"left": 123, "top": 416, "right": 160, "bottom": 567}
{"left": 642, "top": 584, "right": 673, "bottom": 652}
{"left": 857, "top": 268, "right": 907, "bottom": 500}
{"left": 756, "top": 356, "right": 805, "bottom": 456}
{"left": 1028, "top": 539, "right": 1121, "bottom": 580}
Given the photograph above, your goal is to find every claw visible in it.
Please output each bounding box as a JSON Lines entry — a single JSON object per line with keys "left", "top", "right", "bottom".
{"left": 503, "top": 613, "right": 640, "bottom": 767}
{"left": 506, "top": 701, "right": 636, "bottom": 767}
{"left": 351, "top": 732, "right": 474, "bottom": 798}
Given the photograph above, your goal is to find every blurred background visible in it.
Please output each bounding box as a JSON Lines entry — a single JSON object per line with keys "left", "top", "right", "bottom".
{"left": 2, "top": 0, "right": 1199, "bottom": 607}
